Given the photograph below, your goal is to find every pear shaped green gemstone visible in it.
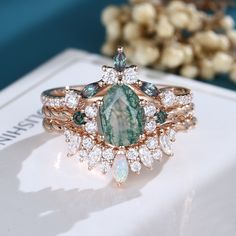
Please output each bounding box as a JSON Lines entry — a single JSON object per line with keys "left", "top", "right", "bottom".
{"left": 98, "top": 85, "right": 144, "bottom": 146}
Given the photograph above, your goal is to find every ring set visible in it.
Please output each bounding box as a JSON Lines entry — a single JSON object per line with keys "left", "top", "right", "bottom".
{"left": 41, "top": 47, "right": 197, "bottom": 185}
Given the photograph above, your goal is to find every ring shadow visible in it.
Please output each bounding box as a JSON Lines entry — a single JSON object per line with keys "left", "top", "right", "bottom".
{"left": 0, "top": 132, "right": 167, "bottom": 236}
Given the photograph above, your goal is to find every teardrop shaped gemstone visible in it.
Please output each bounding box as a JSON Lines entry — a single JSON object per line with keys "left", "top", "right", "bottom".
{"left": 98, "top": 85, "right": 144, "bottom": 146}
{"left": 113, "top": 154, "right": 129, "bottom": 183}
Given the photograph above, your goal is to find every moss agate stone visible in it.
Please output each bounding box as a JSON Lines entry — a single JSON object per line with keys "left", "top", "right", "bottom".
{"left": 98, "top": 85, "right": 144, "bottom": 146}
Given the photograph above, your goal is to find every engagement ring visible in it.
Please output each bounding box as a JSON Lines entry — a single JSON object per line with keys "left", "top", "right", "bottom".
{"left": 41, "top": 47, "right": 196, "bottom": 185}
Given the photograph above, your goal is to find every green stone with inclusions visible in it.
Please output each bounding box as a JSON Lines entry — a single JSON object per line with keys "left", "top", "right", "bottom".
{"left": 98, "top": 85, "right": 144, "bottom": 146}
{"left": 73, "top": 111, "right": 86, "bottom": 125}
{"left": 156, "top": 110, "right": 167, "bottom": 124}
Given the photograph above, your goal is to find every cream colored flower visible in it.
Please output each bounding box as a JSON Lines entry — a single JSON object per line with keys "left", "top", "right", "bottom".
{"left": 195, "top": 31, "right": 220, "bottom": 50}
{"left": 181, "top": 45, "right": 193, "bottom": 64}
{"left": 133, "top": 45, "right": 159, "bottom": 66}
{"left": 180, "top": 65, "right": 198, "bottom": 78}
{"left": 156, "top": 16, "right": 174, "bottom": 38}
{"left": 218, "top": 35, "right": 230, "bottom": 51}
{"left": 220, "top": 15, "right": 235, "bottom": 30}
{"left": 123, "top": 22, "right": 142, "bottom": 41}
{"left": 101, "top": 6, "right": 120, "bottom": 25}
{"left": 101, "top": 41, "right": 116, "bottom": 56}
{"left": 167, "top": 1, "right": 187, "bottom": 12}
{"left": 132, "top": 3, "right": 156, "bottom": 25}
{"left": 161, "top": 45, "right": 185, "bottom": 68}
{"left": 227, "top": 30, "right": 236, "bottom": 46}
{"left": 230, "top": 63, "right": 236, "bottom": 83}
{"left": 212, "top": 52, "right": 233, "bottom": 73}
{"left": 169, "top": 11, "right": 189, "bottom": 29}
{"left": 199, "top": 59, "right": 215, "bottom": 80}
{"left": 106, "top": 21, "right": 121, "bottom": 41}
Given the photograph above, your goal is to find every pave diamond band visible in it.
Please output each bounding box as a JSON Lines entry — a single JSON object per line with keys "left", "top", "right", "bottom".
{"left": 41, "top": 47, "right": 197, "bottom": 185}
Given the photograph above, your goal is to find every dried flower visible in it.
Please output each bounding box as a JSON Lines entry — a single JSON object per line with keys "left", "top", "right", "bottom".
{"left": 101, "top": 0, "right": 236, "bottom": 83}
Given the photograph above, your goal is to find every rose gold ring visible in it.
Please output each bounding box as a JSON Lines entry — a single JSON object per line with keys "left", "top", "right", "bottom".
{"left": 41, "top": 47, "right": 197, "bottom": 185}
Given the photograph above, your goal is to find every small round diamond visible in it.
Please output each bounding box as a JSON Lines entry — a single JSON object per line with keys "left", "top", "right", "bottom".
{"left": 102, "top": 68, "right": 118, "bottom": 84}
{"left": 145, "top": 120, "right": 156, "bottom": 132}
{"left": 54, "top": 99, "right": 61, "bottom": 107}
{"left": 85, "top": 121, "right": 97, "bottom": 134}
{"left": 85, "top": 105, "right": 98, "bottom": 118}
{"left": 130, "top": 161, "right": 141, "bottom": 173}
{"left": 82, "top": 136, "right": 94, "bottom": 150}
{"left": 102, "top": 148, "right": 114, "bottom": 161}
{"left": 100, "top": 161, "right": 111, "bottom": 174}
{"left": 144, "top": 103, "right": 157, "bottom": 117}
{"left": 126, "top": 148, "right": 139, "bottom": 160}
{"left": 146, "top": 137, "right": 158, "bottom": 150}
{"left": 161, "top": 91, "right": 175, "bottom": 107}
{"left": 65, "top": 91, "right": 79, "bottom": 109}
{"left": 49, "top": 99, "right": 55, "bottom": 107}
{"left": 123, "top": 67, "right": 138, "bottom": 84}
{"left": 77, "top": 149, "right": 88, "bottom": 162}
{"left": 152, "top": 149, "right": 163, "bottom": 161}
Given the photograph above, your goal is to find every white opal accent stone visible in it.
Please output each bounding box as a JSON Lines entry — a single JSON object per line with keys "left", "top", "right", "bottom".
{"left": 113, "top": 154, "right": 129, "bottom": 184}
{"left": 159, "top": 134, "right": 173, "bottom": 155}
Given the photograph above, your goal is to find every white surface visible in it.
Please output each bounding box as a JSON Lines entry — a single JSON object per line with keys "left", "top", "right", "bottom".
{"left": 0, "top": 49, "right": 236, "bottom": 236}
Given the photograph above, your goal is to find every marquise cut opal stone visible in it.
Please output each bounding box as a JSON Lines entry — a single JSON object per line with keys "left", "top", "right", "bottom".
{"left": 113, "top": 154, "right": 129, "bottom": 183}
{"left": 98, "top": 85, "right": 144, "bottom": 146}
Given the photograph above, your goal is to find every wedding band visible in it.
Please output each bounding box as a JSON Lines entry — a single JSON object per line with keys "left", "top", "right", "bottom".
{"left": 41, "top": 47, "right": 197, "bottom": 185}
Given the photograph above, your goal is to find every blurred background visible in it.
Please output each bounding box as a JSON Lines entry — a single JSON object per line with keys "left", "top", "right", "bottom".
{"left": 1, "top": 0, "right": 236, "bottom": 91}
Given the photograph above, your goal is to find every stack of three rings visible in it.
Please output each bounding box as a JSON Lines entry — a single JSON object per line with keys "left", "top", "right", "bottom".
{"left": 41, "top": 47, "right": 197, "bottom": 185}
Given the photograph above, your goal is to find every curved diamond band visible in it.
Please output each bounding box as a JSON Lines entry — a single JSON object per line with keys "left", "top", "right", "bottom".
{"left": 41, "top": 47, "right": 197, "bottom": 185}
